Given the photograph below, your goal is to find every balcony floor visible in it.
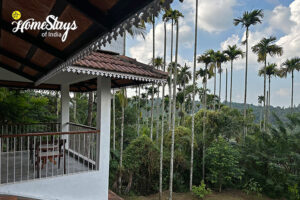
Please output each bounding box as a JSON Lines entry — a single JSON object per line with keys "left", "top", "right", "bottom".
{"left": 0, "top": 171, "right": 117, "bottom": 200}
{"left": 0, "top": 151, "right": 91, "bottom": 184}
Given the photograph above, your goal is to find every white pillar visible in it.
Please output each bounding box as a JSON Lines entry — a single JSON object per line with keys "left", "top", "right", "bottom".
{"left": 96, "top": 76, "right": 111, "bottom": 200}
{"left": 61, "top": 84, "right": 70, "bottom": 147}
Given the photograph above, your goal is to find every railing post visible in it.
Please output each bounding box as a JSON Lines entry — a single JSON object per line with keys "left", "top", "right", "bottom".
{"left": 96, "top": 76, "right": 111, "bottom": 200}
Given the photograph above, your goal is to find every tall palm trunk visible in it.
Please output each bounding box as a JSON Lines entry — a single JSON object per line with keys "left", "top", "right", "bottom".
{"left": 118, "top": 91, "right": 125, "bottom": 194}
{"left": 202, "top": 63, "right": 208, "bottom": 181}
{"left": 260, "top": 102, "right": 263, "bottom": 131}
{"left": 150, "top": 15, "right": 155, "bottom": 140}
{"left": 243, "top": 27, "right": 249, "bottom": 140}
{"left": 219, "top": 66, "right": 222, "bottom": 108}
{"left": 113, "top": 89, "right": 116, "bottom": 151}
{"left": 168, "top": 20, "right": 174, "bottom": 131}
{"left": 263, "top": 58, "right": 267, "bottom": 131}
{"left": 137, "top": 86, "right": 141, "bottom": 136}
{"left": 156, "top": 84, "right": 160, "bottom": 141}
{"left": 230, "top": 60, "right": 233, "bottom": 107}
{"left": 291, "top": 70, "right": 294, "bottom": 109}
{"left": 159, "top": 21, "right": 167, "bottom": 200}
{"left": 190, "top": 0, "right": 198, "bottom": 190}
{"left": 213, "top": 64, "right": 216, "bottom": 110}
{"left": 225, "top": 68, "right": 228, "bottom": 103}
{"left": 267, "top": 75, "right": 271, "bottom": 125}
{"left": 169, "top": 20, "right": 179, "bottom": 200}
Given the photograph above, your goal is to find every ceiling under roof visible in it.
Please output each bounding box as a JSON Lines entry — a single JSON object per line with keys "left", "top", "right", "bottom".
{"left": 0, "top": 0, "right": 170, "bottom": 91}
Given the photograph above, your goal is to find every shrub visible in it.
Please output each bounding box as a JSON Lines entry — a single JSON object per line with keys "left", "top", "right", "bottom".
{"left": 288, "top": 184, "right": 300, "bottom": 200}
{"left": 192, "top": 180, "right": 212, "bottom": 199}
{"left": 243, "top": 178, "right": 262, "bottom": 197}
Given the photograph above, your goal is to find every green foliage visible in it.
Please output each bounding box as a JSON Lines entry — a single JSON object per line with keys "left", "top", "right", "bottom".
{"left": 0, "top": 89, "right": 57, "bottom": 123}
{"left": 192, "top": 180, "right": 212, "bottom": 199}
{"left": 123, "top": 135, "right": 160, "bottom": 195}
{"left": 243, "top": 178, "right": 262, "bottom": 197}
{"left": 288, "top": 184, "right": 300, "bottom": 200}
{"left": 206, "top": 136, "right": 244, "bottom": 192}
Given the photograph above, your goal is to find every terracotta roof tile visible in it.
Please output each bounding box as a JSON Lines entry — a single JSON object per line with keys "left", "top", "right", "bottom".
{"left": 73, "top": 50, "right": 168, "bottom": 80}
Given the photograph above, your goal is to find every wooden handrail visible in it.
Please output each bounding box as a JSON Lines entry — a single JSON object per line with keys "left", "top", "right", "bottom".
{"left": 0, "top": 130, "right": 100, "bottom": 138}
{"left": 67, "top": 122, "right": 96, "bottom": 130}
{"left": 0, "top": 122, "right": 60, "bottom": 126}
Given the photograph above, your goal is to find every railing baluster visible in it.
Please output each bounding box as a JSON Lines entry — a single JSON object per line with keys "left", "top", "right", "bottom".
{"left": 6, "top": 136, "right": 9, "bottom": 183}
{"left": 39, "top": 136, "right": 41, "bottom": 178}
{"left": 13, "top": 125, "right": 16, "bottom": 183}
{"left": 83, "top": 133, "right": 86, "bottom": 169}
{"left": 27, "top": 136, "right": 29, "bottom": 181}
{"left": 52, "top": 136, "right": 54, "bottom": 177}
{"left": 21, "top": 136, "right": 23, "bottom": 182}
{"left": 33, "top": 136, "right": 36, "bottom": 179}
{"left": 46, "top": 135, "right": 48, "bottom": 178}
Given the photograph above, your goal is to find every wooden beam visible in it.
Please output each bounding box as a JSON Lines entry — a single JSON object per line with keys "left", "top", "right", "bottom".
{"left": 0, "top": 62, "right": 35, "bottom": 81}
{"left": 1, "top": 20, "right": 65, "bottom": 61}
{"left": 65, "top": 0, "right": 110, "bottom": 31}
{"left": 0, "top": 48, "right": 46, "bottom": 72}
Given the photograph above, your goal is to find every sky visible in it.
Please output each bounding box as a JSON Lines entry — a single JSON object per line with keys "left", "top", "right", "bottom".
{"left": 122, "top": 0, "right": 299, "bottom": 108}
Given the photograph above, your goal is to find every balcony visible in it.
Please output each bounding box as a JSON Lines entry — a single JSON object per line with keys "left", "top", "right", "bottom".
{"left": 0, "top": 122, "right": 98, "bottom": 184}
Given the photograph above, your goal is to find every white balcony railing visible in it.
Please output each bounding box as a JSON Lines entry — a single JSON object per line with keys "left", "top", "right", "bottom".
{"left": 0, "top": 123, "right": 99, "bottom": 184}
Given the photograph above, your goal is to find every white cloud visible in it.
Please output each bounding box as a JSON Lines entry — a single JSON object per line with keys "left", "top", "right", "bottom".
{"left": 129, "top": 19, "right": 192, "bottom": 64}
{"left": 183, "top": 0, "right": 237, "bottom": 33}
{"left": 220, "top": 0, "right": 300, "bottom": 71}
{"left": 267, "top": 5, "right": 295, "bottom": 34}
{"left": 276, "top": 88, "right": 289, "bottom": 97}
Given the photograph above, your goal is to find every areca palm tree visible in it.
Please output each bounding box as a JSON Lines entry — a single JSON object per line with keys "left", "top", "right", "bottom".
{"left": 163, "top": 9, "right": 174, "bottom": 131}
{"left": 153, "top": 57, "right": 164, "bottom": 141}
{"left": 169, "top": 9, "right": 183, "bottom": 200}
{"left": 190, "top": 0, "right": 198, "bottom": 190}
{"left": 259, "top": 63, "right": 279, "bottom": 124}
{"left": 224, "top": 45, "right": 244, "bottom": 107}
{"left": 214, "top": 51, "right": 228, "bottom": 108}
{"left": 206, "top": 50, "right": 217, "bottom": 109}
{"left": 178, "top": 63, "right": 191, "bottom": 120}
{"left": 234, "top": 9, "right": 264, "bottom": 139}
{"left": 252, "top": 36, "right": 283, "bottom": 130}
{"left": 197, "top": 52, "right": 213, "bottom": 181}
{"left": 159, "top": 20, "right": 167, "bottom": 200}
{"left": 117, "top": 89, "right": 128, "bottom": 194}
{"left": 280, "top": 57, "right": 300, "bottom": 109}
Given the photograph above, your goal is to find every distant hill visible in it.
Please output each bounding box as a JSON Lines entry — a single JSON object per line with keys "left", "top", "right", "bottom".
{"left": 230, "top": 102, "right": 300, "bottom": 124}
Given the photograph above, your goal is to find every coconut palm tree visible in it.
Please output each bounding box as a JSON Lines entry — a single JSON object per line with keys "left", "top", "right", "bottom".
{"left": 280, "top": 57, "right": 300, "bottom": 109}
{"left": 197, "top": 52, "right": 213, "bottom": 181}
{"left": 169, "top": 9, "right": 183, "bottom": 200}
{"left": 259, "top": 63, "right": 279, "bottom": 124}
{"left": 252, "top": 36, "right": 283, "bottom": 130}
{"left": 159, "top": 20, "right": 167, "bottom": 200}
{"left": 234, "top": 9, "right": 264, "bottom": 139}
{"left": 117, "top": 88, "right": 128, "bottom": 194}
{"left": 224, "top": 45, "right": 244, "bottom": 107}
{"left": 190, "top": 0, "right": 198, "bottom": 190}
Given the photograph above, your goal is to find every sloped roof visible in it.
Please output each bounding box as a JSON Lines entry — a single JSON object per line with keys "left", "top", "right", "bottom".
{"left": 72, "top": 50, "right": 167, "bottom": 80}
